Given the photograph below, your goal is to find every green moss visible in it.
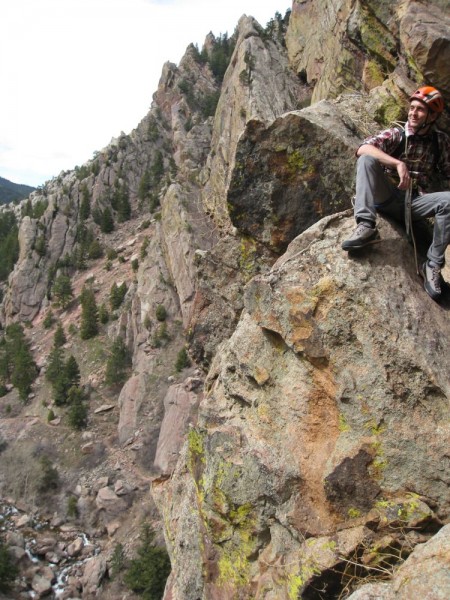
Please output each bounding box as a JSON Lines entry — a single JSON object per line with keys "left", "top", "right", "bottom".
{"left": 347, "top": 507, "right": 361, "bottom": 519}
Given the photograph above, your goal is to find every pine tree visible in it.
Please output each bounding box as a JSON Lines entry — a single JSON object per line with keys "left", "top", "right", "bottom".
{"left": 64, "top": 355, "right": 80, "bottom": 388}
{"left": 11, "top": 346, "right": 36, "bottom": 401}
{"left": 105, "top": 337, "right": 131, "bottom": 387}
{"left": 150, "top": 151, "right": 164, "bottom": 186}
{"left": 138, "top": 170, "right": 152, "bottom": 202}
{"left": 52, "top": 274, "right": 74, "bottom": 309}
{"left": 80, "top": 286, "right": 99, "bottom": 340}
{"left": 79, "top": 184, "right": 91, "bottom": 220}
{"left": 67, "top": 386, "right": 88, "bottom": 430}
{"left": 50, "top": 356, "right": 80, "bottom": 406}
{"left": 43, "top": 310, "right": 54, "bottom": 329}
{"left": 53, "top": 322, "right": 66, "bottom": 348}
{"left": 114, "top": 183, "right": 131, "bottom": 223}
{"left": 0, "top": 537, "right": 18, "bottom": 592}
{"left": 98, "top": 303, "right": 109, "bottom": 324}
{"left": 110, "top": 542, "right": 125, "bottom": 579}
{"left": 124, "top": 523, "right": 171, "bottom": 599}
{"left": 46, "top": 346, "right": 65, "bottom": 384}
{"left": 101, "top": 207, "right": 114, "bottom": 233}
{"left": 175, "top": 347, "right": 191, "bottom": 372}
{"left": 110, "top": 282, "right": 127, "bottom": 310}
{"left": 5, "top": 324, "right": 37, "bottom": 401}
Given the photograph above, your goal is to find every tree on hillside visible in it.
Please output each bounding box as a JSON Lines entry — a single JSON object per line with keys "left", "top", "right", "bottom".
{"left": 46, "top": 347, "right": 65, "bottom": 385}
{"left": 67, "top": 386, "right": 88, "bottom": 430}
{"left": 124, "top": 523, "right": 171, "bottom": 600}
{"left": 112, "top": 182, "right": 131, "bottom": 223}
{"left": 52, "top": 274, "right": 74, "bottom": 309}
{"left": 53, "top": 322, "right": 66, "bottom": 348}
{"left": 50, "top": 354, "right": 81, "bottom": 406}
{"left": 80, "top": 285, "right": 99, "bottom": 340}
{"left": 0, "top": 536, "right": 18, "bottom": 592}
{"left": 150, "top": 151, "right": 165, "bottom": 187}
{"left": 12, "top": 345, "right": 38, "bottom": 401}
{"left": 3, "top": 324, "right": 37, "bottom": 401}
{"left": 79, "top": 184, "right": 91, "bottom": 220}
{"left": 110, "top": 282, "right": 128, "bottom": 310}
{"left": 0, "top": 211, "right": 19, "bottom": 282}
{"left": 105, "top": 337, "right": 131, "bottom": 387}
{"left": 138, "top": 170, "right": 152, "bottom": 203}
{"left": 64, "top": 355, "right": 80, "bottom": 387}
{"left": 101, "top": 207, "right": 114, "bottom": 233}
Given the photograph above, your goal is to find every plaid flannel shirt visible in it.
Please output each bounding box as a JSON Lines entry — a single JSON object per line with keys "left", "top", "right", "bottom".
{"left": 360, "top": 123, "right": 450, "bottom": 193}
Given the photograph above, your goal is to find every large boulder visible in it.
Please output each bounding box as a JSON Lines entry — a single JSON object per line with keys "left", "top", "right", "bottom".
{"left": 228, "top": 100, "right": 362, "bottom": 252}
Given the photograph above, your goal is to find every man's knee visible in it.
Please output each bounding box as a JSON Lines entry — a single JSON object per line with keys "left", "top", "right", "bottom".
{"left": 437, "top": 192, "right": 450, "bottom": 213}
{"left": 357, "top": 154, "right": 379, "bottom": 169}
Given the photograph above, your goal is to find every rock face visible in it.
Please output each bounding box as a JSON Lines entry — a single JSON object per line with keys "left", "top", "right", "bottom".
{"left": 154, "top": 212, "right": 450, "bottom": 599}
{"left": 286, "top": 0, "right": 450, "bottom": 115}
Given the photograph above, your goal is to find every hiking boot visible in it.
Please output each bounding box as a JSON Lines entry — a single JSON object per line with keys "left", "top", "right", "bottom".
{"left": 421, "top": 261, "right": 442, "bottom": 300}
{"left": 342, "top": 222, "right": 380, "bottom": 250}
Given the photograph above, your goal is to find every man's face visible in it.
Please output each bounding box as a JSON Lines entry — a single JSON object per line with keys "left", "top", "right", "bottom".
{"left": 408, "top": 100, "right": 436, "bottom": 131}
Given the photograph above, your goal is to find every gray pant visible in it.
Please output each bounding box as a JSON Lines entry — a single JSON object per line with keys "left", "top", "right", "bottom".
{"left": 355, "top": 155, "right": 450, "bottom": 266}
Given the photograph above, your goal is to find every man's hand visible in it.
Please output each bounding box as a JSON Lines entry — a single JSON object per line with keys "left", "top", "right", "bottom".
{"left": 396, "top": 161, "right": 411, "bottom": 190}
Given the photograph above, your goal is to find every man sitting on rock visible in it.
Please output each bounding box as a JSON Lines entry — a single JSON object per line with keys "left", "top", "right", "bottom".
{"left": 342, "top": 86, "right": 450, "bottom": 301}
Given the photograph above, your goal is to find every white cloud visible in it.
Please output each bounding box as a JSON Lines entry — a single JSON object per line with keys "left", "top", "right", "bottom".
{"left": 0, "top": 0, "right": 290, "bottom": 186}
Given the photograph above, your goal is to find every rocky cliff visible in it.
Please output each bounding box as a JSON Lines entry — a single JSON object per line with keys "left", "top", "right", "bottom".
{"left": 0, "top": 1, "right": 449, "bottom": 599}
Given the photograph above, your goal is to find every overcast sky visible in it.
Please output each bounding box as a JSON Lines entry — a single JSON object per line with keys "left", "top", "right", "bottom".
{"left": 1, "top": 0, "right": 291, "bottom": 188}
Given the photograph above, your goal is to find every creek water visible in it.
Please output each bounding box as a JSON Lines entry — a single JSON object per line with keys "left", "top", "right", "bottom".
{"left": 1, "top": 499, "right": 99, "bottom": 598}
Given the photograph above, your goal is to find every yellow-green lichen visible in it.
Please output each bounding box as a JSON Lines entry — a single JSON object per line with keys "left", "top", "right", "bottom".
{"left": 339, "top": 413, "right": 351, "bottom": 432}
{"left": 285, "top": 562, "right": 321, "bottom": 599}
{"left": 286, "top": 149, "right": 315, "bottom": 178}
{"left": 217, "top": 504, "right": 257, "bottom": 588}
{"left": 287, "top": 574, "right": 304, "bottom": 600}
{"left": 239, "top": 236, "right": 258, "bottom": 280}
{"left": 188, "top": 428, "right": 205, "bottom": 461}
{"left": 187, "top": 428, "right": 207, "bottom": 491}
{"left": 364, "top": 419, "right": 386, "bottom": 436}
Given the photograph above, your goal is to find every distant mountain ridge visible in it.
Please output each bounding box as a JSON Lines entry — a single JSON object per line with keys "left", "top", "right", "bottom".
{"left": 0, "top": 176, "right": 35, "bottom": 204}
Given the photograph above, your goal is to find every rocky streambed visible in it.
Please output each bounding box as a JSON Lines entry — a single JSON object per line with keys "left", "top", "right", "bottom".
{"left": 0, "top": 500, "right": 106, "bottom": 599}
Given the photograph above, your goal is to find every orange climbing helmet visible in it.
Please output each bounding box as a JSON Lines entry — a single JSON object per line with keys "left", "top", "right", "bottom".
{"left": 409, "top": 86, "right": 445, "bottom": 113}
